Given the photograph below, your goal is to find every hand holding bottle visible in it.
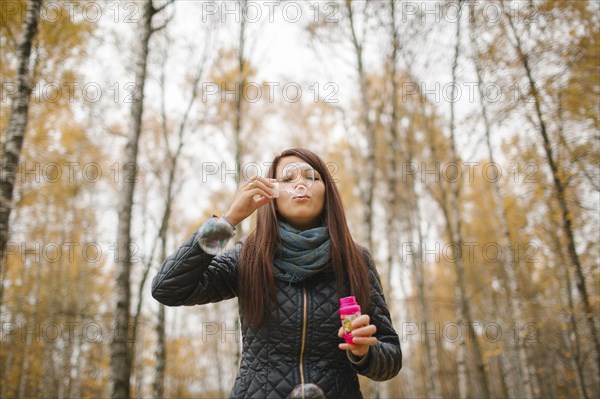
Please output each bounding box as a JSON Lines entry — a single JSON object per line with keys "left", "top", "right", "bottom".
{"left": 338, "top": 313, "right": 377, "bottom": 358}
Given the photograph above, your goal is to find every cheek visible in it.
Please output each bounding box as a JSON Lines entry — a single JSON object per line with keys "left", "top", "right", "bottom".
{"left": 315, "top": 186, "right": 326, "bottom": 207}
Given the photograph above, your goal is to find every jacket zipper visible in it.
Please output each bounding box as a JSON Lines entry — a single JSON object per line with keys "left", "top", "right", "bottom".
{"left": 299, "top": 282, "right": 308, "bottom": 391}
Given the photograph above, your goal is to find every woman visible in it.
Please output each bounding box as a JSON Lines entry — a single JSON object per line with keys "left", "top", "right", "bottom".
{"left": 152, "top": 148, "right": 402, "bottom": 398}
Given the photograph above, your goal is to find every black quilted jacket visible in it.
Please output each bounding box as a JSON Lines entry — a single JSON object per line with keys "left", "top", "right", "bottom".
{"left": 151, "top": 231, "right": 402, "bottom": 398}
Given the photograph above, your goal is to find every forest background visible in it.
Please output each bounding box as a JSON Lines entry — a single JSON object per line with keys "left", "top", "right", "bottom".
{"left": 1, "top": 0, "right": 598, "bottom": 398}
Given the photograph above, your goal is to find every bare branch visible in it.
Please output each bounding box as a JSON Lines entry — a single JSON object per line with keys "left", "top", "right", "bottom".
{"left": 153, "top": 0, "right": 176, "bottom": 15}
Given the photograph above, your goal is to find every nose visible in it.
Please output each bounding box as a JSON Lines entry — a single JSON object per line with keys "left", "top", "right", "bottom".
{"left": 288, "top": 177, "right": 311, "bottom": 197}
{"left": 294, "top": 177, "right": 308, "bottom": 189}
{"left": 293, "top": 181, "right": 308, "bottom": 194}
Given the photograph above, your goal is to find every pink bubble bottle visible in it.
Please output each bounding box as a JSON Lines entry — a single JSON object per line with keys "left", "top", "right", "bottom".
{"left": 339, "top": 296, "right": 361, "bottom": 344}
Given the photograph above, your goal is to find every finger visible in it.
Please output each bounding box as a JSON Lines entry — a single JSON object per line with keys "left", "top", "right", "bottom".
{"left": 339, "top": 339, "right": 376, "bottom": 351}
{"left": 247, "top": 180, "right": 274, "bottom": 198}
{"left": 338, "top": 343, "right": 357, "bottom": 351}
{"left": 348, "top": 336, "right": 377, "bottom": 346}
{"left": 247, "top": 179, "right": 275, "bottom": 196}
{"left": 251, "top": 191, "right": 274, "bottom": 202}
{"left": 259, "top": 177, "right": 276, "bottom": 187}
{"left": 338, "top": 335, "right": 377, "bottom": 349}
{"left": 350, "top": 324, "right": 377, "bottom": 337}
{"left": 254, "top": 194, "right": 273, "bottom": 207}
{"left": 338, "top": 326, "right": 344, "bottom": 338}
{"left": 248, "top": 177, "right": 275, "bottom": 188}
{"left": 351, "top": 314, "right": 371, "bottom": 329}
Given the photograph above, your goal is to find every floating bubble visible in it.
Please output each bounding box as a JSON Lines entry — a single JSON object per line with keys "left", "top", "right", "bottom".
{"left": 290, "top": 383, "right": 325, "bottom": 399}
{"left": 279, "top": 162, "right": 317, "bottom": 197}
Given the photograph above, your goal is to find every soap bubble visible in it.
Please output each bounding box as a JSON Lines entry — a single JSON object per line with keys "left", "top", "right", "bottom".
{"left": 290, "top": 383, "right": 325, "bottom": 399}
{"left": 279, "top": 162, "right": 317, "bottom": 196}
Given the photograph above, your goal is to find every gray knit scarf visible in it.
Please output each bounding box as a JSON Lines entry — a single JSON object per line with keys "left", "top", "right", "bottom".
{"left": 273, "top": 220, "right": 331, "bottom": 283}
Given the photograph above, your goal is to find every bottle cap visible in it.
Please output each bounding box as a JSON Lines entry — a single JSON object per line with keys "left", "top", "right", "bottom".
{"left": 340, "top": 296, "right": 357, "bottom": 307}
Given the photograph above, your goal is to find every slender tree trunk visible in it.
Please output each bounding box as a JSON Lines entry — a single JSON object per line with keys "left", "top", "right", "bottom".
{"left": 405, "top": 112, "right": 442, "bottom": 398}
{"left": 233, "top": 0, "right": 247, "bottom": 239}
{"left": 384, "top": 12, "right": 401, "bottom": 397}
{"left": 346, "top": 0, "right": 376, "bottom": 251}
{"left": 479, "top": 73, "right": 534, "bottom": 399}
{"left": 418, "top": 101, "right": 457, "bottom": 399}
{"left": 446, "top": 4, "right": 469, "bottom": 398}
{"left": 132, "top": 224, "right": 157, "bottom": 398}
{"left": 67, "top": 256, "right": 84, "bottom": 399}
{"left": 450, "top": 257, "right": 469, "bottom": 399}
{"left": 561, "top": 269, "right": 589, "bottom": 399}
{"left": 18, "top": 312, "right": 34, "bottom": 398}
{"left": 42, "top": 336, "right": 58, "bottom": 396}
{"left": 413, "top": 223, "right": 442, "bottom": 399}
{"left": 18, "top": 260, "right": 43, "bottom": 399}
{"left": 213, "top": 302, "right": 225, "bottom": 395}
{"left": 503, "top": 5, "right": 600, "bottom": 376}
{"left": 0, "top": 0, "right": 42, "bottom": 313}
{"left": 385, "top": 0, "right": 402, "bottom": 297}
{"left": 3, "top": 252, "right": 27, "bottom": 398}
{"left": 60, "top": 227, "right": 76, "bottom": 399}
{"left": 231, "top": 0, "right": 248, "bottom": 375}
{"left": 447, "top": 2, "right": 491, "bottom": 397}
{"left": 152, "top": 304, "right": 166, "bottom": 399}
{"left": 497, "top": 354, "right": 510, "bottom": 398}
{"left": 469, "top": 7, "right": 534, "bottom": 396}
{"left": 151, "top": 147, "right": 178, "bottom": 399}
{"left": 110, "top": 1, "right": 157, "bottom": 397}
{"left": 39, "top": 205, "right": 59, "bottom": 397}
{"left": 234, "top": 0, "right": 247, "bottom": 197}
{"left": 556, "top": 93, "right": 592, "bottom": 399}
{"left": 147, "top": 35, "right": 206, "bottom": 396}
{"left": 550, "top": 219, "right": 589, "bottom": 399}
{"left": 487, "top": 287, "right": 509, "bottom": 398}
{"left": 149, "top": 176, "right": 173, "bottom": 399}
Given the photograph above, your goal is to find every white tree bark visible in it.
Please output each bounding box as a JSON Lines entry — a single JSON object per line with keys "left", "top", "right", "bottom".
{"left": 345, "top": 1, "right": 376, "bottom": 251}
{"left": 446, "top": 2, "right": 490, "bottom": 397}
{"left": 110, "top": 1, "right": 174, "bottom": 397}
{"left": 0, "top": 0, "right": 42, "bottom": 313}
{"left": 502, "top": 3, "right": 600, "bottom": 377}
{"left": 18, "top": 260, "right": 43, "bottom": 399}
{"left": 468, "top": 5, "right": 534, "bottom": 396}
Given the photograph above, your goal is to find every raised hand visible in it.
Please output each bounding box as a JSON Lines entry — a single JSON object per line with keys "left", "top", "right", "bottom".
{"left": 223, "top": 177, "right": 276, "bottom": 226}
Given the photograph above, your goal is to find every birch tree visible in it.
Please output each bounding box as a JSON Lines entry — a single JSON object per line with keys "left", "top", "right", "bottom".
{"left": 345, "top": 0, "right": 376, "bottom": 251}
{"left": 110, "top": 1, "right": 174, "bottom": 397}
{"left": 0, "top": 0, "right": 42, "bottom": 311}
{"left": 468, "top": 4, "right": 534, "bottom": 397}
{"left": 405, "top": 105, "right": 443, "bottom": 399}
{"left": 152, "top": 34, "right": 209, "bottom": 398}
{"left": 500, "top": 2, "right": 600, "bottom": 376}
{"left": 306, "top": 1, "right": 378, "bottom": 249}
{"left": 384, "top": 0, "right": 402, "bottom": 297}
{"left": 441, "top": 1, "right": 490, "bottom": 396}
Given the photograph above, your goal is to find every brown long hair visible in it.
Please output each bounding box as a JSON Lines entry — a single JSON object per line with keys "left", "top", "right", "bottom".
{"left": 238, "top": 148, "right": 371, "bottom": 327}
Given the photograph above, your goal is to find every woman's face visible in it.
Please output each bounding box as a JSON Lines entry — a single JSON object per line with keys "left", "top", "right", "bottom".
{"left": 275, "top": 156, "right": 325, "bottom": 231}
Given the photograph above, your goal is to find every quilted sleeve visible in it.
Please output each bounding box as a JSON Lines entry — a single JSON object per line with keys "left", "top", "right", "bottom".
{"left": 349, "top": 248, "right": 402, "bottom": 381}
{"left": 151, "top": 221, "right": 240, "bottom": 307}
